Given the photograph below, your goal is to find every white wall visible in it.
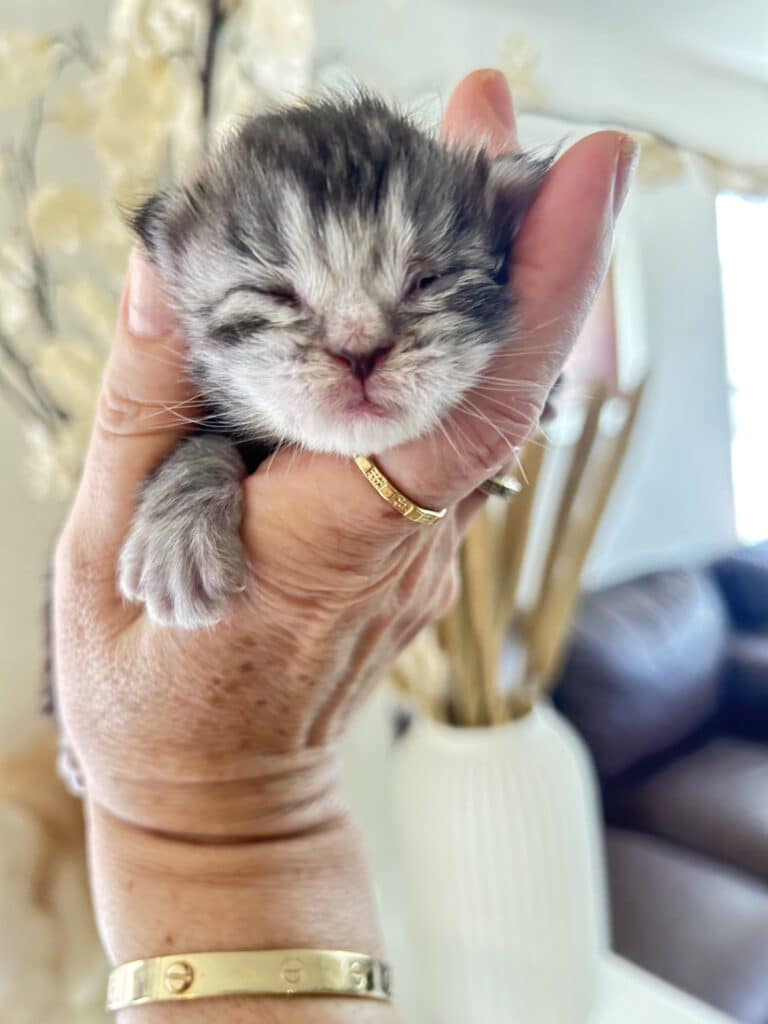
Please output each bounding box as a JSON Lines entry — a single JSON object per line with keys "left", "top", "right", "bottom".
{"left": 589, "top": 174, "right": 737, "bottom": 585}
{"left": 314, "top": 0, "right": 768, "bottom": 166}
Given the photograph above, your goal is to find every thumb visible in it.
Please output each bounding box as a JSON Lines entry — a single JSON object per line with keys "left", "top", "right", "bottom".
{"left": 65, "top": 248, "right": 198, "bottom": 574}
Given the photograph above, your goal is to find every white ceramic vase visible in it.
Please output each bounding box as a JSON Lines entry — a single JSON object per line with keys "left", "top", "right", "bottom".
{"left": 390, "top": 702, "right": 608, "bottom": 1024}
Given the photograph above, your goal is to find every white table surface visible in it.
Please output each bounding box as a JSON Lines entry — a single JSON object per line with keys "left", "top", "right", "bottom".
{"left": 598, "top": 956, "right": 736, "bottom": 1023}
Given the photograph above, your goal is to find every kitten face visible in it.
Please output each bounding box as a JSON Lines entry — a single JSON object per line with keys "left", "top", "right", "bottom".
{"left": 135, "top": 94, "right": 550, "bottom": 455}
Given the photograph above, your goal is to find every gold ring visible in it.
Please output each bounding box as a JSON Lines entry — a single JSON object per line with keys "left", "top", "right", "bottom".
{"left": 353, "top": 455, "right": 447, "bottom": 526}
{"left": 479, "top": 474, "right": 523, "bottom": 501}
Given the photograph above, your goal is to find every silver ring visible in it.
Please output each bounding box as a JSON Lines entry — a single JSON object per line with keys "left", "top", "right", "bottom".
{"left": 478, "top": 474, "right": 523, "bottom": 501}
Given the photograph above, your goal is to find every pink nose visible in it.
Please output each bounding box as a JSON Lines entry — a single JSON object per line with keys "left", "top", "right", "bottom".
{"left": 328, "top": 345, "right": 392, "bottom": 383}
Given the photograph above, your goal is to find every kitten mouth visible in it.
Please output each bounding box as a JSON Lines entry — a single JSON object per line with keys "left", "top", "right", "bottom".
{"left": 340, "top": 394, "right": 391, "bottom": 418}
{"left": 330, "top": 376, "right": 400, "bottom": 418}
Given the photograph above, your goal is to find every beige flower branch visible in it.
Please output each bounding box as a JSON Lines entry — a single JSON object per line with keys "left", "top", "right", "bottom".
{"left": 201, "top": 0, "right": 227, "bottom": 139}
{"left": 0, "top": 0, "right": 313, "bottom": 499}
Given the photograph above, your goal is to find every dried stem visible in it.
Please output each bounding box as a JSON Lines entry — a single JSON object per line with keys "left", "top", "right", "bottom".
{"left": 528, "top": 380, "right": 647, "bottom": 691}
{"left": 439, "top": 589, "right": 480, "bottom": 726}
{"left": 0, "top": 356, "right": 49, "bottom": 423}
{"left": 498, "top": 438, "right": 547, "bottom": 632}
{"left": 537, "top": 385, "right": 607, "bottom": 602}
{"left": 60, "top": 26, "right": 98, "bottom": 73}
{"left": 0, "top": 93, "right": 68, "bottom": 425}
{"left": 0, "top": 333, "right": 62, "bottom": 424}
{"left": 201, "top": 0, "right": 226, "bottom": 143}
{"left": 15, "top": 99, "right": 56, "bottom": 336}
{"left": 463, "top": 509, "right": 505, "bottom": 725}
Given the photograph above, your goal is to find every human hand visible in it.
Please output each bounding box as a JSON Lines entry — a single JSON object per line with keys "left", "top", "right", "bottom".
{"left": 53, "top": 72, "right": 634, "bottom": 1000}
{"left": 55, "top": 70, "right": 633, "bottom": 840}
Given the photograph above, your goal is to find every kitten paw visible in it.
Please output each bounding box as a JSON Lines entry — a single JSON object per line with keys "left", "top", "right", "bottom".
{"left": 119, "top": 517, "right": 243, "bottom": 629}
{"left": 119, "top": 435, "right": 245, "bottom": 629}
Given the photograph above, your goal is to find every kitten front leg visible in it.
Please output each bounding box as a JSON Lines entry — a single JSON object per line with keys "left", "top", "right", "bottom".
{"left": 119, "top": 434, "right": 246, "bottom": 629}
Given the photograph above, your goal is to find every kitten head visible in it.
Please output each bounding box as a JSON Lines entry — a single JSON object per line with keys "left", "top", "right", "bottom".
{"left": 133, "top": 93, "right": 550, "bottom": 455}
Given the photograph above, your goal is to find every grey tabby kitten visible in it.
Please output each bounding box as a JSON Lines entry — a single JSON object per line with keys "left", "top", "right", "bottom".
{"left": 123, "top": 93, "right": 550, "bottom": 629}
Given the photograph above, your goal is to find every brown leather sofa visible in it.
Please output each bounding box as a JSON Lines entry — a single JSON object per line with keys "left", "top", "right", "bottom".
{"left": 554, "top": 545, "right": 768, "bottom": 1024}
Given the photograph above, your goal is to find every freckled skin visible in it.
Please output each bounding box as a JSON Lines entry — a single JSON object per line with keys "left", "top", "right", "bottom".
{"left": 122, "top": 92, "right": 551, "bottom": 629}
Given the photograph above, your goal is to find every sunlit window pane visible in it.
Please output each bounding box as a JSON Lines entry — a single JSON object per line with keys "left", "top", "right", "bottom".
{"left": 716, "top": 193, "right": 768, "bottom": 544}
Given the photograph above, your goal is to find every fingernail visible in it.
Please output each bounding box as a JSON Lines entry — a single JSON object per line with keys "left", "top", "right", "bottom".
{"left": 127, "top": 247, "right": 176, "bottom": 338}
{"left": 478, "top": 69, "right": 515, "bottom": 130}
{"left": 613, "top": 135, "right": 640, "bottom": 218}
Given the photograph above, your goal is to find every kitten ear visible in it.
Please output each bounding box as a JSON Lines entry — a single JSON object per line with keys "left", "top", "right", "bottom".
{"left": 128, "top": 192, "right": 172, "bottom": 264}
{"left": 486, "top": 152, "right": 553, "bottom": 242}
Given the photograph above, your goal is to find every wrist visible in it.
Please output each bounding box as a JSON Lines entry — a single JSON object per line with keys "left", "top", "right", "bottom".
{"left": 82, "top": 743, "right": 344, "bottom": 840}
{"left": 87, "top": 797, "right": 386, "bottom": 964}
{"left": 88, "top": 798, "right": 395, "bottom": 1022}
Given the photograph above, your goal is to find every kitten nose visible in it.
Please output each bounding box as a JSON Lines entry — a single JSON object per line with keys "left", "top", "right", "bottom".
{"left": 329, "top": 345, "right": 393, "bottom": 382}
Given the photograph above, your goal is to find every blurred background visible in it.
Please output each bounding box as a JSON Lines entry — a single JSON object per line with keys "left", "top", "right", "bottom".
{"left": 0, "top": 2, "right": 766, "bottom": 1023}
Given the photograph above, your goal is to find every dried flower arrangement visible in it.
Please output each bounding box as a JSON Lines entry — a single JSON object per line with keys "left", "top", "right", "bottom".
{"left": 391, "top": 379, "right": 646, "bottom": 726}
{"left": 0, "top": 0, "right": 313, "bottom": 499}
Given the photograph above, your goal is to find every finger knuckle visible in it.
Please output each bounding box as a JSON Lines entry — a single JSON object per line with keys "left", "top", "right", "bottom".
{"left": 466, "top": 428, "right": 514, "bottom": 478}
{"left": 55, "top": 524, "right": 114, "bottom": 591}
{"left": 396, "top": 540, "right": 440, "bottom": 606}
{"left": 397, "top": 561, "right": 423, "bottom": 607}
{"left": 465, "top": 406, "right": 537, "bottom": 477}
{"left": 362, "top": 501, "right": 434, "bottom": 545}
{"left": 502, "top": 396, "right": 544, "bottom": 442}
{"left": 95, "top": 381, "right": 153, "bottom": 439}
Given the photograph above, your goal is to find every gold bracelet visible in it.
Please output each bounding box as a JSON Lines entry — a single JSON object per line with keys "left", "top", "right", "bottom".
{"left": 106, "top": 949, "right": 392, "bottom": 1011}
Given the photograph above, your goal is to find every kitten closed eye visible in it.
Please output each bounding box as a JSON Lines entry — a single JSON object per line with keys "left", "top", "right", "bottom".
{"left": 209, "top": 285, "right": 306, "bottom": 344}
{"left": 406, "top": 270, "right": 465, "bottom": 298}
{"left": 223, "top": 284, "right": 304, "bottom": 308}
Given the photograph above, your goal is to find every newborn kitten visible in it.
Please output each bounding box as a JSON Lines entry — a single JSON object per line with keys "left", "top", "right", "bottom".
{"left": 122, "top": 92, "right": 550, "bottom": 629}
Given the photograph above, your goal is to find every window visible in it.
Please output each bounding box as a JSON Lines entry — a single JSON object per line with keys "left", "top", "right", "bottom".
{"left": 716, "top": 193, "right": 768, "bottom": 544}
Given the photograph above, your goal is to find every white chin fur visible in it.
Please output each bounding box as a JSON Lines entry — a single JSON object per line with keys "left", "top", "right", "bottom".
{"left": 281, "top": 409, "right": 433, "bottom": 456}
{"left": 253, "top": 393, "right": 446, "bottom": 455}
{"left": 222, "top": 359, "right": 479, "bottom": 456}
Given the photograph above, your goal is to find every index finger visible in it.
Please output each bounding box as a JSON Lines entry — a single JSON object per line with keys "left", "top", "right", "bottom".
{"left": 443, "top": 67, "right": 522, "bottom": 156}
{"left": 377, "top": 104, "right": 631, "bottom": 513}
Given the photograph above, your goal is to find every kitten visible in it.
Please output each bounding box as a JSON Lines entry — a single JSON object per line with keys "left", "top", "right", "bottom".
{"left": 122, "top": 92, "right": 551, "bottom": 629}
